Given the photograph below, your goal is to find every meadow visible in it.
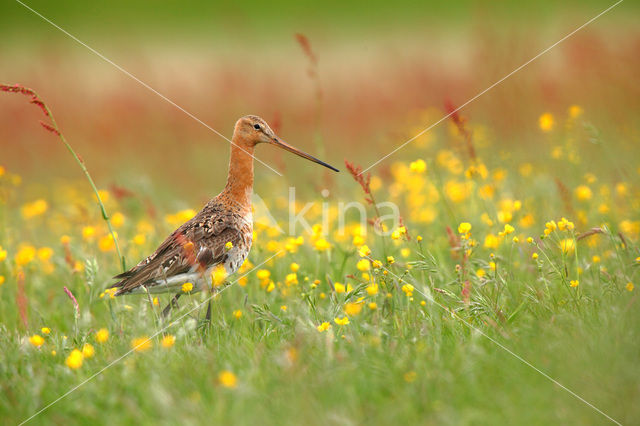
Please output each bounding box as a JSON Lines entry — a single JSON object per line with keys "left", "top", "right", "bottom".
{"left": 1, "top": 2, "right": 640, "bottom": 425}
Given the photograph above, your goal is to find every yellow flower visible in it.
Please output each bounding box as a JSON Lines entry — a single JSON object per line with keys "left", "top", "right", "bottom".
{"left": 131, "top": 336, "right": 153, "bottom": 352}
{"left": 283, "top": 236, "right": 304, "bottom": 253}
{"left": 41, "top": 327, "right": 51, "bottom": 335}
{"left": 458, "top": 222, "right": 472, "bottom": 234}
{"left": 133, "top": 234, "right": 146, "bottom": 245}
{"left": 218, "top": 370, "right": 238, "bottom": 388}
{"left": 401, "top": 248, "right": 410, "bottom": 258}
{"left": 416, "top": 235, "right": 423, "bottom": 242}
{"left": 532, "top": 252, "right": 539, "bottom": 260}
{"left": 344, "top": 302, "right": 363, "bottom": 316}
{"left": 575, "top": 185, "right": 592, "bottom": 201}
{"left": 37, "top": 247, "right": 53, "bottom": 262}
{"left": 257, "top": 269, "right": 271, "bottom": 281}
{"left": 409, "top": 159, "right": 427, "bottom": 173}
{"left": 82, "top": 226, "right": 96, "bottom": 241}
{"left": 95, "top": 328, "right": 109, "bottom": 343}
{"left": 560, "top": 239, "right": 575, "bottom": 255}
{"left": 568, "top": 105, "right": 583, "bottom": 119}
{"left": 314, "top": 238, "right": 330, "bottom": 251}
{"left": 483, "top": 234, "right": 500, "bottom": 249}
{"left": 497, "top": 210, "right": 512, "bottom": 224}
{"left": 334, "top": 316, "right": 350, "bottom": 326}
{"left": 233, "top": 310, "right": 243, "bottom": 319}
{"left": 402, "top": 284, "right": 414, "bottom": 297}
{"left": 570, "top": 280, "right": 579, "bottom": 287}
{"left": 499, "top": 224, "right": 515, "bottom": 236}
{"left": 182, "top": 282, "right": 193, "bottom": 293}
{"left": 111, "top": 212, "right": 125, "bottom": 228}
{"left": 476, "top": 269, "right": 486, "bottom": 278}
{"left": 266, "top": 281, "right": 275, "bottom": 292}
{"left": 445, "top": 180, "right": 472, "bottom": 203}
{"left": 369, "top": 302, "right": 378, "bottom": 310}
{"left": 15, "top": 245, "right": 36, "bottom": 266}
{"left": 21, "top": 199, "right": 48, "bottom": 219}
{"left": 280, "top": 305, "right": 287, "bottom": 312}
{"left": 60, "top": 235, "right": 71, "bottom": 245}
{"left": 592, "top": 255, "right": 601, "bottom": 263}
{"left": 101, "top": 287, "right": 117, "bottom": 299}
{"left": 334, "top": 282, "right": 346, "bottom": 294}
{"left": 95, "top": 189, "right": 110, "bottom": 203}
{"left": 539, "top": 113, "right": 554, "bottom": 132}
{"left": 616, "top": 182, "right": 628, "bottom": 197}
{"left": 317, "top": 322, "right": 331, "bottom": 332}
{"left": 0, "top": 247, "right": 7, "bottom": 262}
{"left": 165, "top": 209, "right": 196, "bottom": 226}
{"left": 356, "top": 259, "right": 370, "bottom": 271}
{"left": 284, "top": 273, "right": 298, "bottom": 286}
{"left": 82, "top": 343, "right": 95, "bottom": 358}
{"left": 626, "top": 282, "right": 634, "bottom": 292}
{"left": 290, "top": 262, "right": 300, "bottom": 272}
{"left": 366, "top": 283, "right": 379, "bottom": 296}
{"left": 211, "top": 265, "right": 228, "bottom": 287}
{"left": 520, "top": 214, "right": 535, "bottom": 229}
{"left": 0, "top": 276, "right": 5, "bottom": 286}
{"left": 352, "top": 235, "right": 365, "bottom": 247}
{"left": 358, "top": 245, "right": 371, "bottom": 258}
{"left": 557, "top": 217, "right": 575, "bottom": 231}
{"left": 404, "top": 371, "right": 417, "bottom": 382}
{"left": 161, "top": 335, "right": 176, "bottom": 348}
{"left": 29, "top": 334, "right": 44, "bottom": 347}
{"left": 65, "top": 349, "right": 84, "bottom": 369}
{"left": 98, "top": 233, "right": 118, "bottom": 252}
{"left": 619, "top": 220, "right": 640, "bottom": 237}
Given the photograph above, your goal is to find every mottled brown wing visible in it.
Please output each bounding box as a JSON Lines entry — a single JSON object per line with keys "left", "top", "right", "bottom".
{"left": 112, "top": 202, "right": 247, "bottom": 295}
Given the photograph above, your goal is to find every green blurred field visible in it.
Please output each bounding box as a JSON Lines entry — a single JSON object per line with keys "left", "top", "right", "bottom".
{"left": 1, "top": 1, "right": 640, "bottom": 425}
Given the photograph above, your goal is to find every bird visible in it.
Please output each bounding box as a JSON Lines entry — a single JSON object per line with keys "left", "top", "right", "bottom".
{"left": 110, "top": 115, "right": 339, "bottom": 317}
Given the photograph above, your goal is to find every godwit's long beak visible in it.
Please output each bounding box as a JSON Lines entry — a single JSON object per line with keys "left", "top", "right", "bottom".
{"left": 271, "top": 137, "right": 339, "bottom": 172}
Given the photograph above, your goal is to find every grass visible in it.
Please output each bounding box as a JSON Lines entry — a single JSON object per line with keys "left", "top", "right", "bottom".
{"left": 1, "top": 89, "right": 639, "bottom": 425}
{"left": 1, "top": 17, "right": 640, "bottom": 422}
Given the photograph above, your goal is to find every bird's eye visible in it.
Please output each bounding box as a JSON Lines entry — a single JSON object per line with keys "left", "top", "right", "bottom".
{"left": 253, "top": 124, "right": 261, "bottom": 130}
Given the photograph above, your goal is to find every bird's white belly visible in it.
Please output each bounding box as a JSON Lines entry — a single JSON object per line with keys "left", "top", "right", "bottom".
{"left": 223, "top": 243, "right": 251, "bottom": 275}
{"left": 224, "top": 211, "right": 252, "bottom": 274}
{"left": 128, "top": 271, "right": 208, "bottom": 294}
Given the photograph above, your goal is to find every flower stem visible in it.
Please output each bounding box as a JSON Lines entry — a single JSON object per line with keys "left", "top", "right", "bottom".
{"left": 44, "top": 99, "right": 126, "bottom": 271}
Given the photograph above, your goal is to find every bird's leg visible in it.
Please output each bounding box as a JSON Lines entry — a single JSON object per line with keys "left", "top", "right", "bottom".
{"left": 205, "top": 298, "right": 212, "bottom": 323}
{"left": 162, "top": 292, "right": 181, "bottom": 318}
{"left": 202, "top": 274, "right": 214, "bottom": 326}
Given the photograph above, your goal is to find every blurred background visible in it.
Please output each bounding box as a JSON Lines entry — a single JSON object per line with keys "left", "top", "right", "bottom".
{"left": 1, "top": 0, "right": 639, "bottom": 204}
{"left": 2, "top": 3, "right": 640, "bottom": 423}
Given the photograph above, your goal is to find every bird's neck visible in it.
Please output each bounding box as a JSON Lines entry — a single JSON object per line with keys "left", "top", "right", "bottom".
{"left": 222, "top": 140, "right": 254, "bottom": 212}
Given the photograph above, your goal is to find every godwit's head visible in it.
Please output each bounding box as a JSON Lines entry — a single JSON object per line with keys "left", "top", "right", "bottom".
{"left": 234, "top": 115, "right": 339, "bottom": 172}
